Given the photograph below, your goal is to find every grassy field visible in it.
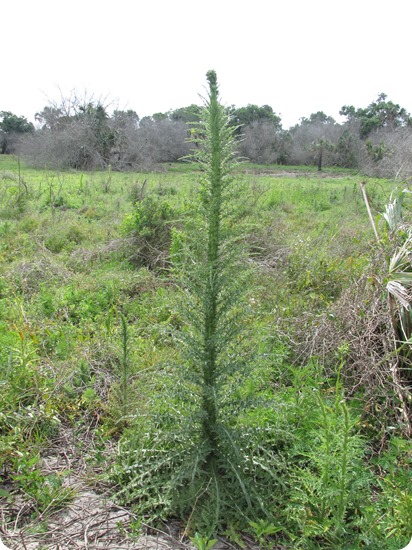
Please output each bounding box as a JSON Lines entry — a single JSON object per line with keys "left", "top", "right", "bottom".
{"left": 0, "top": 154, "right": 411, "bottom": 548}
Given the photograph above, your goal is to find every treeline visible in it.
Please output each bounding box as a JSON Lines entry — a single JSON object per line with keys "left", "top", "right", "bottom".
{"left": 1, "top": 92, "right": 412, "bottom": 177}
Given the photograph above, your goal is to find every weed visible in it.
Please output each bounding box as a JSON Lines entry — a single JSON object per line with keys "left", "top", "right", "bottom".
{"left": 112, "top": 71, "right": 287, "bottom": 536}
{"left": 189, "top": 532, "right": 218, "bottom": 550}
{"left": 285, "top": 365, "right": 371, "bottom": 547}
{"left": 249, "top": 519, "right": 283, "bottom": 548}
{"left": 11, "top": 452, "right": 73, "bottom": 515}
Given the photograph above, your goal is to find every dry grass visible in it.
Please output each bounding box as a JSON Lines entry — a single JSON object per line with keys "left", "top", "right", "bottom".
{"left": 282, "top": 255, "right": 412, "bottom": 438}
{"left": 7, "top": 255, "right": 72, "bottom": 296}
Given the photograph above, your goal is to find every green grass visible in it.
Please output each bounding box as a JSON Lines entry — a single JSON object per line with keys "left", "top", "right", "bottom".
{"left": 0, "top": 154, "right": 410, "bottom": 547}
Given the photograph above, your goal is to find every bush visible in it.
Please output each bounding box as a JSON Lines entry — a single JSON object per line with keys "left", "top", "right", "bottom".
{"left": 120, "top": 195, "right": 177, "bottom": 269}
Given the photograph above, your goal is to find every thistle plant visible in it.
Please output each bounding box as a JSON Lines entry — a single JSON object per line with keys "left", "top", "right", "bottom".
{"left": 112, "top": 71, "right": 285, "bottom": 535}
{"left": 181, "top": 70, "right": 244, "bottom": 468}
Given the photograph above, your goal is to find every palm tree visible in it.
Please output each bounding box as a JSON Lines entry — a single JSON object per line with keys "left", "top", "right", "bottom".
{"left": 309, "top": 137, "right": 334, "bottom": 171}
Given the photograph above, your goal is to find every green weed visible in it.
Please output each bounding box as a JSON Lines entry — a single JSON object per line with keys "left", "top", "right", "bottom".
{"left": 190, "top": 532, "right": 218, "bottom": 550}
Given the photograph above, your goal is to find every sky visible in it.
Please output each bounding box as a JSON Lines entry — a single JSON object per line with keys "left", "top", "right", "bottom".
{"left": 2, "top": 0, "right": 412, "bottom": 129}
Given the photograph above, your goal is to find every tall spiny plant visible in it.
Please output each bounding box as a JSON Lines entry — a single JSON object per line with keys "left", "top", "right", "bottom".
{"left": 174, "top": 72, "right": 290, "bottom": 533}
{"left": 112, "top": 71, "right": 285, "bottom": 535}
{"left": 196, "top": 70, "right": 237, "bottom": 467}
{"left": 170, "top": 69, "right": 267, "bottom": 522}
{"left": 171, "top": 71, "right": 290, "bottom": 534}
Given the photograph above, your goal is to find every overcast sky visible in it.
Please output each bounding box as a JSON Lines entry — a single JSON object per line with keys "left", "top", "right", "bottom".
{"left": 2, "top": 0, "right": 411, "bottom": 129}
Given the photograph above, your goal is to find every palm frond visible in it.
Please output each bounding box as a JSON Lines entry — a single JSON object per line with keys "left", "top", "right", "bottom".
{"left": 386, "top": 280, "right": 412, "bottom": 309}
{"left": 383, "top": 189, "right": 405, "bottom": 232}
{"left": 388, "top": 237, "right": 412, "bottom": 277}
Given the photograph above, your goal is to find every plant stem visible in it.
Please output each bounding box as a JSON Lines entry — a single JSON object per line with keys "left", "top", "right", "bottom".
{"left": 202, "top": 71, "right": 222, "bottom": 462}
{"left": 337, "top": 403, "right": 349, "bottom": 527}
{"left": 316, "top": 393, "right": 331, "bottom": 521}
{"left": 120, "top": 313, "right": 129, "bottom": 419}
{"left": 360, "top": 181, "right": 380, "bottom": 244}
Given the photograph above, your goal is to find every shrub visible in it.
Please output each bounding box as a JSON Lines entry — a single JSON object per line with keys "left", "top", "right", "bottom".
{"left": 120, "top": 195, "right": 177, "bottom": 269}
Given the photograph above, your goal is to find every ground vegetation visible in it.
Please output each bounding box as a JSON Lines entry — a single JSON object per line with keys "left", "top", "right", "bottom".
{"left": 0, "top": 76, "right": 411, "bottom": 549}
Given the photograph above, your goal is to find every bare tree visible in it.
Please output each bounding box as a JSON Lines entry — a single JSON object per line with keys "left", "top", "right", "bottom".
{"left": 108, "top": 118, "right": 190, "bottom": 170}
{"left": 22, "top": 115, "right": 109, "bottom": 170}
{"left": 288, "top": 113, "right": 343, "bottom": 167}
{"left": 237, "top": 120, "right": 287, "bottom": 164}
{"left": 358, "top": 127, "right": 412, "bottom": 180}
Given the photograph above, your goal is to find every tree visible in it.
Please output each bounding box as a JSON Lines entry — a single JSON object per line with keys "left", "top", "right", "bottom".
{"left": 289, "top": 111, "right": 340, "bottom": 167}
{"left": 134, "top": 118, "right": 190, "bottom": 165}
{"left": 335, "top": 129, "right": 360, "bottom": 168}
{"left": 35, "top": 106, "right": 69, "bottom": 130}
{"left": 299, "top": 111, "right": 336, "bottom": 126}
{"left": 340, "top": 93, "right": 412, "bottom": 139}
{"left": 77, "top": 102, "right": 115, "bottom": 164}
{"left": 111, "top": 109, "right": 139, "bottom": 128}
{"left": 339, "top": 95, "right": 412, "bottom": 176}
{"left": 23, "top": 94, "right": 116, "bottom": 169}
{"left": 169, "top": 104, "right": 204, "bottom": 124}
{"left": 226, "top": 104, "right": 282, "bottom": 143}
{"left": 299, "top": 115, "right": 337, "bottom": 170}
{"left": 0, "top": 111, "right": 34, "bottom": 154}
{"left": 238, "top": 120, "right": 286, "bottom": 164}
{"left": 310, "top": 137, "right": 335, "bottom": 171}
{"left": 231, "top": 104, "right": 282, "bottom": 129}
